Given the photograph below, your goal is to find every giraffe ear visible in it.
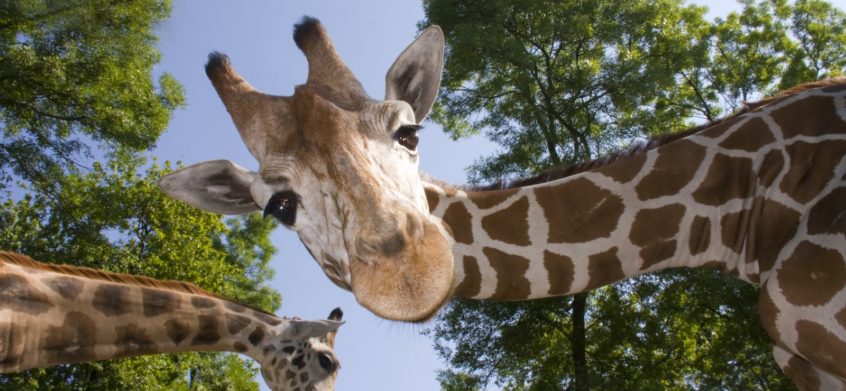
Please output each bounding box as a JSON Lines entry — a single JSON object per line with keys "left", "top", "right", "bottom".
{"left": 158, "top": 160, "right": 259, "bottom": 215}
{"left": 324, "top": 307, "right": 343, "bottom": 347}
{"left": 385, "top": 25, "right": 445, "bottom": 123}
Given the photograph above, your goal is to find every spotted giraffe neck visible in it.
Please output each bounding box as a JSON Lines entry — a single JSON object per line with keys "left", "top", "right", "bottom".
{"left": 0, "top": 251, "right": 341, "bottom": 391}
{"left": 424, "top": 79, "right": 846, "bottom": 302}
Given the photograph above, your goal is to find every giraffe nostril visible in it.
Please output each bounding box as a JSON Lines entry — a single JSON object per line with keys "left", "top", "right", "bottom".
{"left": 355, "top": 237, "right": 380, "bottom": 259}
{"left": 405, "top": 212, "right": 423, "bottom": 241}
{"left": 380, "top": 232, "right": 406, "bottom": 256}
{"left": 355, "top": 232, "right": 407, "bottom": 258}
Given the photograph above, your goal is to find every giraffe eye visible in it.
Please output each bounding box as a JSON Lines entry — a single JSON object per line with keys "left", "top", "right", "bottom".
{"left": 394, "top": 125, "right": 421, "bottom": 151}
{"left": 263, "top": 191, "right": 298, "bottom": 226}
{"left": 317, "top": 352, "right": 336, "bottom": 372}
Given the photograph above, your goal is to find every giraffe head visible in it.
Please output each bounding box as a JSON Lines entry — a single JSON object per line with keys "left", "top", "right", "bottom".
{"left": 260, "top": 308, "right": 344, "bottom": 391}
{"left": 158, "top": 18, "right": 453, "bottom": 321}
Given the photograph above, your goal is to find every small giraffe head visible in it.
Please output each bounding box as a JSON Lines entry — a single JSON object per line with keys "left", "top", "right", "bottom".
{"left": 261, "top": 308, "right": 344, "bottom": 391}
{"left": 158, "top": 17, "right": 453, "bottom": 321}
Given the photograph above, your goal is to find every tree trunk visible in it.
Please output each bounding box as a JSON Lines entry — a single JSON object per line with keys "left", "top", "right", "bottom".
{"left": 571, "top": 292, "right": 589, "bottom": 391}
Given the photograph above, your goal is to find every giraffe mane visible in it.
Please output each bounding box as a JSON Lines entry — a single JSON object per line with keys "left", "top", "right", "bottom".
{"left": 744, "top": 76, "right": 846, "bottom": 110}
{"left": 474, "top": 126, "right": 703, "bottom": 191}
{"left": 472, "top": 77, "right": 846, "bottom": 191}
{"left": 0, "top": 251, "right": 275, "bottom": 316}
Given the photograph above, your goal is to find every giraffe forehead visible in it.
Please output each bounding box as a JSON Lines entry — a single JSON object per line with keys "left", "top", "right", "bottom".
{"left": 264, "top": 88, "right": 415, "bottom": 166}
{"left": 258, "top": 125, "right": 387, "bottom": 189}
{"left": 248, "top": 89, "right": 364, "bottom": 168}
{"left": 253, "top": 92, "right": 420, "bottom": 211}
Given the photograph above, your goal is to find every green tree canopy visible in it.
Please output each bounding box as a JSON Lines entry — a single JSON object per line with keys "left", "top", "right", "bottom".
{"left": 0, "top": 0, "right": 184, "bottom": 191}
{"left": 426, "top": 0, "right": 713, "bottom": 180}
{"left": 423, "top": 0, "right": 845, "bottom": 389}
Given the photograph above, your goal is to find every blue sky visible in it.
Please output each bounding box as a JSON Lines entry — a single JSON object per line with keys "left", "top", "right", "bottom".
{"left": 153, "top": 1, "right": 743, "bottom": 389}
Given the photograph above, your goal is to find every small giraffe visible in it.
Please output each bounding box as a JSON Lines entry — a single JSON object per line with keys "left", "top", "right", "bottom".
{"left": 0, "top": 251, "right": 343, "bottom": 391}
{"left": 158, "top": 18, "right": 846, "bottom": 389}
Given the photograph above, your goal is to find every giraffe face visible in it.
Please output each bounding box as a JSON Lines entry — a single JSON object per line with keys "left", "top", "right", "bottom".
{"left": 248, "top": 89, "right": 455, "bottom": 321}
{"left": 259, "top": 312, "right": 343, "bottom": 391}
{"left": 158, "top": 19, "right": 454, "bottom": 321}
{"left": 260, "top": 339, "right": 339, "bottom": 391}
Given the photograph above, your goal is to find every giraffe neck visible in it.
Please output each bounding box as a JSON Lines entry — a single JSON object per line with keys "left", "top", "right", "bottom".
{"left": 424, "top": 167, "right": 733, "bottom": 300}
{"left": 0, "top": 252, "right": 282, "bottom": 373}
{"left": 425, "top": 79, "right": 846, "bottom": 301}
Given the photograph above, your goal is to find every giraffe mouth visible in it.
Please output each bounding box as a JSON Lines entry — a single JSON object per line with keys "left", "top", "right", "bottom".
{"left": 348, "top": 221, "right": 454, "bottom": 322}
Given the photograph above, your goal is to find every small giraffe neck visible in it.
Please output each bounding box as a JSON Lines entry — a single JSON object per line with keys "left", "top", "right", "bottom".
{"left": 426, "top": 79, "right": 846, "bottom": 301}
{"left": 0, "top": 252, "right": 283, "bottom": 373}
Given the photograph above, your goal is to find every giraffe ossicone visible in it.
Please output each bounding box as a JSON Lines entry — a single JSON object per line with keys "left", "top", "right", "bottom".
{"left": 0, "top": 251, "right": 343, "bottom": 391}
{"left": 159, "top": 16, "right": 846, "bottom": 389}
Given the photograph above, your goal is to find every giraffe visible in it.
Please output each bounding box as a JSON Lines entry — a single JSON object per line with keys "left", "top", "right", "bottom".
{"left": 0, "top": 251, "right": 343, "bottom": 391}
{"left": 157, "top": 17, "right": 846, "bottom": 389}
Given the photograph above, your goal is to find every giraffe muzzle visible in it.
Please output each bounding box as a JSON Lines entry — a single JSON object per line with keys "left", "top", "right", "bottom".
{"left": 348, "top": 220, "right": 455, "bottom": 321}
